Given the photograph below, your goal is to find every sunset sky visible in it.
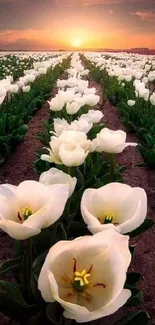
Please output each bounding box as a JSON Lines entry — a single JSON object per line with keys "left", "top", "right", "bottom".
{"left": 0, "top": 0, "right": 155, "bottom": 50}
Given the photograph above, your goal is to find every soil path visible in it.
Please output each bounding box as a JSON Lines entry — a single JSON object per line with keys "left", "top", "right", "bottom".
{"left": 90, "top": 78, "right": 155, "bottom": 325}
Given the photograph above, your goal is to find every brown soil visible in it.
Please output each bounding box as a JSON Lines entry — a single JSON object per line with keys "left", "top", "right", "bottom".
{"left": 0, "top": 78, "right": 155, "bottom": 325}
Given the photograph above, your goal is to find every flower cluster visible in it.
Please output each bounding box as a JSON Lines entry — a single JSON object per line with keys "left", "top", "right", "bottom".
{"left": 0, "top": 53, "right": 151, "bottom": 325}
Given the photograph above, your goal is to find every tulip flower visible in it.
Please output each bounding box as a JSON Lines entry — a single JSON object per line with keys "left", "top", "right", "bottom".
{"left": 66, "top": 101, "right": 82, "bottom": 115}
{"left": 0, "top": 181, "right": 69, "bottom": 240}
{"left": 48, "top": 96, "right": 65, "bottom": 112}
{"left": 80, "top": 110, "right": 103, "bottom": 124}
{"left": 39, "top": 168, "right": 77, "bottom": 197}
{"left": 22, "top": 85, "right": 31, "bottom": 93}
{"left": 127, "top": 100, "right": 135, "bottom": 107}
{"left": 92, "top": 128, "right": 137, "bottom": 154}
{"left": 41, "top": 130, "right": 91, "bottom": 167}
{"left": 38, "top": 230, "right": 131, "bottom": 322}
{"left": 81, "top": 182, "right": 147, "bottom": 234}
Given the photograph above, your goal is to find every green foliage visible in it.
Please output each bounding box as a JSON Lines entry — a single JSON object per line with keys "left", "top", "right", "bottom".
{"left": 0, "top": 59, "right": 70, "bottom": 165}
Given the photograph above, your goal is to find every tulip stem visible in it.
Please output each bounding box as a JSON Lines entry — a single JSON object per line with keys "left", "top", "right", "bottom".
{"left": 109, "top": 154, "right": 115, "bottom": 181}
{"left": 67, "top": 167, "right": 71, "bottom": 176}
{"left": 23, "top": 238, "right": 33, "bottom": 298}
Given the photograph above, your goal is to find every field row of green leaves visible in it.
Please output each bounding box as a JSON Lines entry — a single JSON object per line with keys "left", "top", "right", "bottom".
{"left": 84, "top": 58, "right": 155, "bottom": 169}
{"left": 0, "top": 58, "right": 69, "bottom": 165}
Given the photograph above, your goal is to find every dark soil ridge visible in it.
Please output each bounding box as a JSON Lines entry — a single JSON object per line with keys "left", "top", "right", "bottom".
{"left": 90, "top": 79, "right": 155, "bottom": 325}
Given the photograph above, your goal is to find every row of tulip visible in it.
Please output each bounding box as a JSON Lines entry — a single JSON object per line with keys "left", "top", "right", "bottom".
{"left": 0, "top": 53, "right": 69, "bottom": 165}
{"left": 0, "top": 53, "right": 153, "bottom": 325}
{"left": 0, "top": 53, "right": 68, "bottom": 105}
{"left": 83, "top": 52, "right": 155, "bottom": 168}
{"left": 0, "top": 53, "right": 34, "bottom": 81}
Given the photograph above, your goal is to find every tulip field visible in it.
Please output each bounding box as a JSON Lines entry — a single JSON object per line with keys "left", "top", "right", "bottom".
{"left": 0, "top": 52, "right": 155, "bottom": 325}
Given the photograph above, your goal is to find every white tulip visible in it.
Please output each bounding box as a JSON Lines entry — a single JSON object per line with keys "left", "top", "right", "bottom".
{"left": 93, "top": 128, "right": 137, "bottom": 153}
{"left": 127, "top": 100, "right": 135, "bottom": 107}
{"left": 81, "top": 182, "right": 147, "bottom": 235}
{"left": 9, "top": 84, "right": 19, "bottom": 94}
{"left": 0, "top": 95, "right": 5, "bottom": 105}
{"left": 150, "top": 93, "right": 155, "bottom": 106}
{"left": 69, "top": 119, "right": 93, "bottom": 134}
{"left": 38, "top": 230, "right": 131, "bottom": 322}
{"left": 0, "top": 86, "right": 6, "bottom": 97}
{"left": 57, "top": 79, "right": 67, "bottom": 88}
{"left": 86, "top": 110, "right": 103, "bottom": 124}
{"left": 22, "top": 85, "right": 31, "bottom": 93}
{"left": 48, "top": 97, "right": 65, "bottom": 112}
{"left": 25, "top": 74, "right": 35, "bottom": 83}
{"left": 84, "top": 87, "right": 96, "bottom": 95}
{"left": 38, "top": 67, "right": 47, "bottom": 75}
{"left": 83, "top": 94, "right": 100, "bottom": 107}
{"left": 41, "top": 131, "right": 91, "bottom": 167}
{"left": 0, "top": 181, "right": 69, "bottom": 240}
{"left": 66, "top": 101, "right": 82, "bottom": 115}
{"left": 59, "top": 90, "right": 75, "bottom": 103}
{"left": 39, "top": 168, "right": 77, "bottom": 197}
{"left": 54, "top": 118, "right": 69, "bottom": 135}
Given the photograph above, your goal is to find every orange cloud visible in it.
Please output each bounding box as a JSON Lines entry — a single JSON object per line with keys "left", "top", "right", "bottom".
{"left": 134, "top": 11, "right": 155, "bottom": 22}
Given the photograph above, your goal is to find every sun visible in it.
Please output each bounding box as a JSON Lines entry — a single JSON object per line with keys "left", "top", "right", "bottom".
{"left": 71, "top": 38, "right": 82, "bottom": 48}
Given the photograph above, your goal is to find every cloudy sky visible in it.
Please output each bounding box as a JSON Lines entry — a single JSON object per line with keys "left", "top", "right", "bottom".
{"left": 0, "top": 0, "right": 155, "bottom": 50}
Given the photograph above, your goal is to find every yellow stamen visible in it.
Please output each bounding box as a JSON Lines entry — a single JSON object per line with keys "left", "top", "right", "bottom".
{"left": 21, "top": 206, "right": 34, "bottom": 220}
{"left": 74, "top": 269, "right": 91, "bottom": 287}
{"left": 99, "top": 212, "right": 114, "bottom": 224}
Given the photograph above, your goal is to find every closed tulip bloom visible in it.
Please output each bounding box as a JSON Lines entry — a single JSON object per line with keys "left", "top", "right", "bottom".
{"left": 38, "top": 230, "right": 131, "bottom": 322}
{"left": 48, "top": 97, "right": 65, "bottom": 112}
{"left": 0, "top": 181, "right": 69, "bottom": 240}
{"left": 39, "top": 168, "right": 77, "bottom": 197}
{"left": 83, "top": 94, "right": 100, "bottom": 106}
{"left": 93, "top": 128, "right": 137, "bottom": 153}
{"left": 66, "top": 101, "right": 82, "bottom": 115}
{"left": 81, "top": 182, "right": 147, "bottom": 234}
{"left": 127, "top": 100, "right": 135, "bottom": 106}
{"left": 9, "top": 84, "right": 19, "bottom": 94}
{"left": 22, "top": 85, "right": 31, "bottom": 93}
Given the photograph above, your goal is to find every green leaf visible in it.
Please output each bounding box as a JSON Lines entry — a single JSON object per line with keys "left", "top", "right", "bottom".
{"left": 115, "top": 311, "right": 150, "bottom": 325}
{"left": 125, "top": 287, "right": 142, "bottom": 307}
{"left": 76, "top": 169, "right": 85, "bottom": 189}
{"left": 126, "top": 272, "right": 142, "bottom": 286}
{"left": 0, "top": 281, "right": 32, "bottom": 308}
{"left": 129, "top": 245, "right": 136, "bottom": 259}
{"left": 126, "top": 219, "right": 154, "bottom": 238}
{"left": 0, "top": 256, "right": 22, "bottom": 275}
{"left": 33, "top": 250, "right": 48, "bottom": 279}
{"left": 46, "top": 302, "right": 64, "bottom": 324}
{"left": 67, "top": 221, "right": 90, "bottom": 238}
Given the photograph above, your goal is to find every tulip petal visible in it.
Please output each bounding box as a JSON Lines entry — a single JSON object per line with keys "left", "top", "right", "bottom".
{"left": 0, "top": 220, "right": 40, "bottom": 240}
{"left": 67, "top": 289, "right": 131, "bottom": 322}
{"left": 24, "top": 184, "right": 69, "bottom": 229}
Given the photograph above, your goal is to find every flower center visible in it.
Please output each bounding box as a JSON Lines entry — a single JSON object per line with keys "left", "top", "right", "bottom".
{"left": 72, "top": 269, "right": 91, "bottom": 292}
{"left": 17, "top": 206, "right": 33, "bottom": 223}
{"left": 98, "top": 212, "right": 114, "bottom": 224}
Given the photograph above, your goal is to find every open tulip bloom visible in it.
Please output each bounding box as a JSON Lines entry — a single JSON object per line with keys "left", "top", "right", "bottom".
{"left": 38, "top": 230, "right": 131, "bottom": 323}
{"left": 0, "top": 180, "right": 69, "bottom": 240}
{"left": 81, "top": 182, "right": 147, "bottom": 234}
{"left": 41, "top": 130, "right": 91, "bottom": 167}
